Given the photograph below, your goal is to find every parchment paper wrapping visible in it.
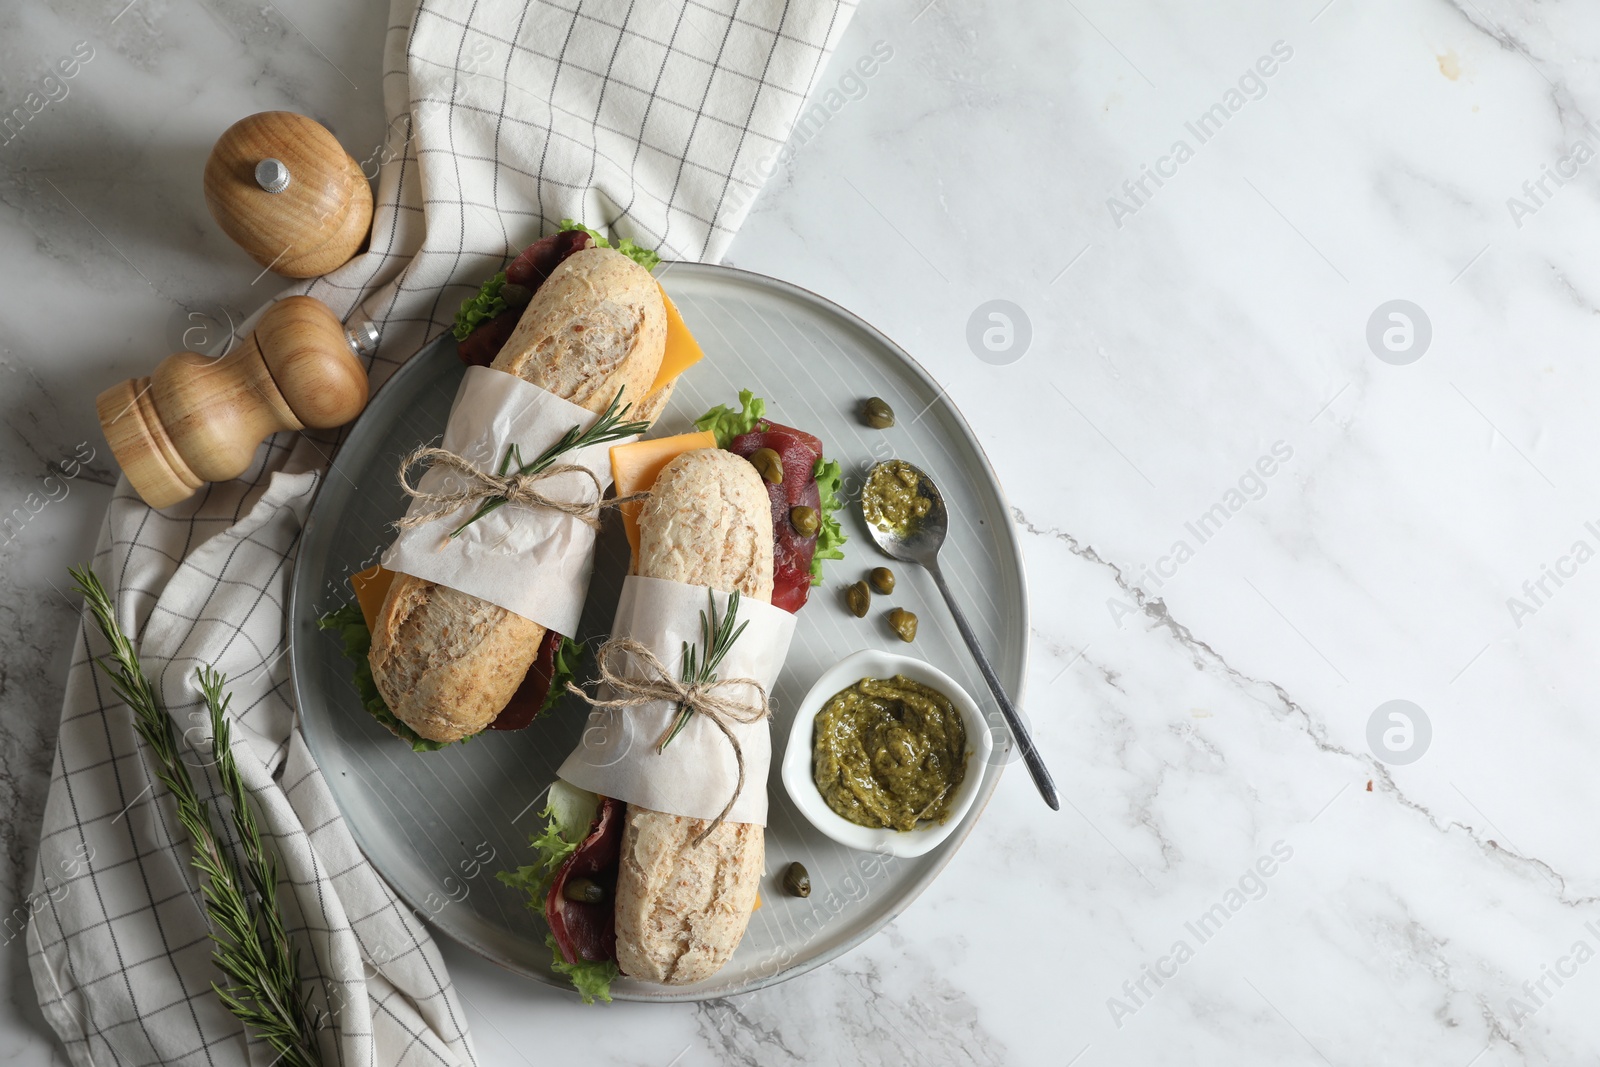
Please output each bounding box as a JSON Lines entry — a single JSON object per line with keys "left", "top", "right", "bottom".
{"left": 558, "top": 575, "right": 798, "bottom": 826}
{"left": 381, "top": 365, "right": 625, "bottom": 638}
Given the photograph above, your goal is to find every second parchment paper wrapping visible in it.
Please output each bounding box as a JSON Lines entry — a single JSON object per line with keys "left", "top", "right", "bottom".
{"left": 558, "top": 575, "right": 797, "bottom": 826}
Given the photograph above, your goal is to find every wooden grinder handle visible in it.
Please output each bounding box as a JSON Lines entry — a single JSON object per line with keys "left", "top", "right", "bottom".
{"left": 96, "top": 296, "right": 369, "bottom": 509}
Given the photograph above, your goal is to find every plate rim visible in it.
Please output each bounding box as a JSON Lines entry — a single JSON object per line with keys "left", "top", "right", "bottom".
{"left": 288, "top": 259, "right": 1031, "bottom": 1002}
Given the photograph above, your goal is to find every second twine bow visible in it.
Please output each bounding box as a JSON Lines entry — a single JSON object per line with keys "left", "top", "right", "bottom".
{"left": 567, "top": 590, "right": 768, "bottom": 845}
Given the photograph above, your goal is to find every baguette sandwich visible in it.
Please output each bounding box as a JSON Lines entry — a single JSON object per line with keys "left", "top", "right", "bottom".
{"left": 368, "top": 245, "right": 670, "bottom": 744}
{"left": 499, "top": 394, "right": 847, "bottom": 1000}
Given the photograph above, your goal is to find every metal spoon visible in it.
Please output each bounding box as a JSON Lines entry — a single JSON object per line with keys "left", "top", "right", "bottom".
{"left": 861, "top": 460, "right": 1059, "bottom": 809}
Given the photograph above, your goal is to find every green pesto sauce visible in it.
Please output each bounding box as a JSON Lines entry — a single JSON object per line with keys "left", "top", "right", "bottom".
{"left": 861, "top": 460, "right": 931, "bottom": 536}
{"left": 812, "top": 675, "right": 968, "bottom": 832}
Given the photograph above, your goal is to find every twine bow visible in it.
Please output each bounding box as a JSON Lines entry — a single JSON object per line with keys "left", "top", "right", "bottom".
{"left": 392, "top": 387, "right": 654, "bottom": 539}
{"left": 567, "top": 636, "right": 770, "bottom": 845}
{"left": 395, "top": 444, "right": 644, "bottom": 535}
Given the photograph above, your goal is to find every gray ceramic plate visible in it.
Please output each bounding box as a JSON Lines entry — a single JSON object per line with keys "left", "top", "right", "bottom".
{"left": 288, "top": 262, "right": 1029, "bottom": 1001}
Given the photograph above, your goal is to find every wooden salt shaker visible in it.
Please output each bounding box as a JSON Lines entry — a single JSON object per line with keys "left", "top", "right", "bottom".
{"left": 96, "top": 296, "right": 373, "bottom": 509}
{"left": 203, "top": 111, "right": 372, "bottom": 278}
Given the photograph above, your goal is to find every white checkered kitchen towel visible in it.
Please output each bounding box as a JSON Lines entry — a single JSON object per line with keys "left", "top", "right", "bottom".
{"left": 26, "top": 0, "right": 855, "bottom": 1063}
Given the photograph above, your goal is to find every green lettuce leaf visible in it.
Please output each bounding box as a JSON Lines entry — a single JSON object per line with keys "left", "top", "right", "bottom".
{"left": 451, "top": 270, "right": 508, "bottom": 342}
{"left": 548, "top": 933, "right": 619, "bottom": 1004}
{"left": 316, "top": 602, "right": 454, "bottom": 752}
{"left": 541, "top": 635, "right": 585, "bottom": 717}
{"left": 559, "top": 219, "right": 661, "bottom": 272}
{"left": 694, "top": 389, "right": 767, "bottom": 449}
{"left": 497, "top": 784, "right": 616, "bottom": 1003}
{"left": 612, "top": 239, "right": 661, "bottom": 273}
{"left": 494, "top": 820, "right": 576, "bottom": 911}
{"left": 811, "top": 456, "right": 847, "bottom": 584}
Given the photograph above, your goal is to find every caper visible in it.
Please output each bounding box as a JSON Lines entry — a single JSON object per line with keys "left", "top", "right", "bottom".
{"left": 749, "top": 447, "right": 784, "bottom": 484}
{"left": 790, "top": 505, "right": 819, "bottom": 538}
{"left": 562, "top": 877, "right": 604, "bottom": 904}
{"left": 783, "top": 861, "right": 811, "bottom": 898}
{"left": 499, "top": 282, "right": 533, "bottom": 308}
{"left": 887, "top": 607, "right": 918, "bottom": 642}
{"left": 845, "top": 581, "right": 871, "bottom": 617}
{"left": 862, "top": 396, "right": 895, "bottom": 429}
{"left": 869, "top": 567, "right": 895, "bottom": 595}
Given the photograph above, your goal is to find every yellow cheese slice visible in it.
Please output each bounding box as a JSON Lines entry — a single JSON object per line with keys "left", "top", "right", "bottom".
{"left": 647, "top": 284, "right": 705, "bottom": 395}
{"left": 610, "top": 430, "right": 717, "bottom": 561}
{"left": 350, "top": 564, "right": 396, "bottom": 633}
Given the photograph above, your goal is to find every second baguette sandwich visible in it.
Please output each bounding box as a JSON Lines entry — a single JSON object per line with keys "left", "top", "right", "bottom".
{"left": 612, "top": 448, "right": 773, "bottom": 984}
{"left": 370, "top": 247, "right": 671, "bottom": 743}
{"left": 507, "top": 393, "right": 844, "bottom": 1000}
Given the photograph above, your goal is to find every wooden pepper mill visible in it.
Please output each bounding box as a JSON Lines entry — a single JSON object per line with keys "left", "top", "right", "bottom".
{"left": 203, "top": 111, "right": 373, "bottom": 278}
{"left": 96, "top": 296, "right": 371, "bottom": 509}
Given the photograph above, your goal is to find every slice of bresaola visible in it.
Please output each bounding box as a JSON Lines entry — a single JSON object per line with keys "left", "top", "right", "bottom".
{"left": 728, "top": 421, "right": 823, "bottom": 613}
{"left": 611, "top": 425, "right": 827, "bottom": 614}
{"left": 546, "top": 796, "right": 625, "bottom": 965}
{"left": 488, "top": 629, "right": 565, "bottom": 731}
{"left": 457, "top": 229, "right": 594, "bottom": 366}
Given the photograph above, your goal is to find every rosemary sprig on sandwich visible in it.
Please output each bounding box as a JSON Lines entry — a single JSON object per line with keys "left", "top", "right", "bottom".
{"left": 657, "top": 589, "right": 748, "bottom": 752}
{"left": 441, "top": 387, "right": 653, "bottom": 539}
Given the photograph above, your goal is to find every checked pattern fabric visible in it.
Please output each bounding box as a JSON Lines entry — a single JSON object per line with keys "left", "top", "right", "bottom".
{"left": 27, "top": 0, "right": 855, "bottom": 1063}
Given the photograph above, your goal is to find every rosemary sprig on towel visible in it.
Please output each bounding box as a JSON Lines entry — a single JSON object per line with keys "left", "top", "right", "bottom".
{"left": 71, "top": 566, "right": 323, "bottom": 1067}
{"left": 657, "top": 589, "right": 750, "bottom": 753}
{"left": 448, "top": 386, "right": 651, "bottom": 539}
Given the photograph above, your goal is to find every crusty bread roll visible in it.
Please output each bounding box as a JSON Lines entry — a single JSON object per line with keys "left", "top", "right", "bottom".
{"left": 613, "top": 809, "right": 764, "bottom": 984}
{"left": 613, "top": 448, "right": 772, "bottom": 983}
{"left": 370, "top": 247, "right": 669, "bottom": 743}
{"left": 637, "top": 449, "right": 775, "bottom": 602}
{"left": 369, "top": 581, "right": 545, "bottom": 742}
{"left": 492, "top": 247, "right": 667, "bottom": 405}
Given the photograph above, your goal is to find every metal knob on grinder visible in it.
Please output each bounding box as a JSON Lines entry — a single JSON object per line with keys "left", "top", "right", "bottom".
{"left": 203, "top": 111, "right": 372, "bottom": 278}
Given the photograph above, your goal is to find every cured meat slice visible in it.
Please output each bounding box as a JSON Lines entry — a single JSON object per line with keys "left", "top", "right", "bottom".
{"left": 729, "top": 420, "right": 823, "bottom": 613}
{"left": 506, "top": 228, "right": 592, "bottom": 288}
{"left": 456, "top": 310, "right": 519, "bottom": 367}
{"left": 457, "top": 229, "right": 594, "bottom": 366}
{"left": 546, "top": 796, "right": 625, "bottom": 965}
{"left": 488, "top": 629, "right": 564, "bottom": 731}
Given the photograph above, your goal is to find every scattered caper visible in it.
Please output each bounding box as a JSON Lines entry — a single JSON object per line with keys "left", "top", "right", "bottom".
{"left": 783, "top": 861, "right": 811, "bottom": 898}
{"left": 790, "top": 505, "right": 820, "bottom": 538}
{"left": 887, "top": 607, "right": 918, "bottom": 643}
{"left": 749, "top": 447, "right": 784, "bottom": 484}
{"left": 845, "top": 580, "right": 871, "bottom": 617}
{"left": 868, "top": 567, "right": 895, "bottom": 595}
{"left": 862, "top": 396, "right": 895, "bottom": 429}
{"left": 563, "top": 877, "right": 604, "bottom": 904}
{"left": 499, "top": 282, "right": 533, "bottom": 308}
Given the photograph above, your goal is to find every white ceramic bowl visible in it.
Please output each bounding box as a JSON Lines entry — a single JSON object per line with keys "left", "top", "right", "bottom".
{"left": 781, "top": 648, "right": 995, "bottom": 859}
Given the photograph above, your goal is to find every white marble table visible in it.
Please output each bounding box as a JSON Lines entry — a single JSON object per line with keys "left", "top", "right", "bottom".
{"left": 5, "top": 0, "right": 1600, "bottom": 1063}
